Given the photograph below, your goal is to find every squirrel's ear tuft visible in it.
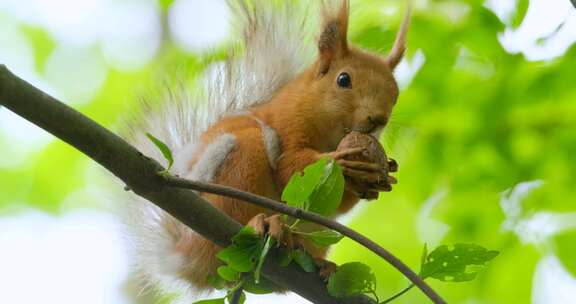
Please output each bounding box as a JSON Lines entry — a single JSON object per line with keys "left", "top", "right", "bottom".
{"left": 386, "top": 2, "right": 412, "bottom": 70}
{"left": 317, "top": 0, "right": 349, "bottom": 75}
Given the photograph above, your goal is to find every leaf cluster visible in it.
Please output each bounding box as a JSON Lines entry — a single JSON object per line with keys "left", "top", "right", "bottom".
{"left": 196, "top": 159, "right": 347, "bottom": 303}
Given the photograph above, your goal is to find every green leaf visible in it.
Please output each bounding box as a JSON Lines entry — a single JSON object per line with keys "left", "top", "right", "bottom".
{"left": 217, "top": 227, "right": 263, "bottom": 273}
{"left": 327, "top": 262, "right": 376, "bottom": 298}
{"left": 307, "top": 160, "right": 345, "bottom": 216}
{"left": 207, "top": 274, "right": 227, "bottom": 290}
{"left": 278, "top": 249, "right": 293, "bottom": 267}
{"left": 420, "top": 243, "right": 429, "bottom": 268}
{"left": 282, "top": 158, "right": 328, "bottom": 209}
{"left": 420, "top": 244, "right": 500, "bottom": 282}
{"left": 217, "top": 266, "right": 239, "bottom": 282}
{"left": 242, "top": 275, "right": 276, "bottom": 294}
{"left": 146, "top": 132, "right": 174, "bottom": 171}
{"left": 193, "top": 297, "right": 226, "bottom": 304}
{"left": 292, "top": 249, "right": 317, "bottom": 273}
{"left": 553, "top": 230, "right": 576, "bottom": 277}
{"left": 281, "top": 158, "right": 345, "bottom": 216}
{"left": 302, "top": 230, "right": 344, "bottom": 247}
{"left": 217, "top": 245, "right": 257, "bottom": 273}
{"left": 231, "top": 227, "right": 260, "bottom": 247}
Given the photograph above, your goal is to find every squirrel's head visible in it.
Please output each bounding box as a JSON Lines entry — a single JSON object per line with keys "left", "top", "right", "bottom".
{"left": 305, "top": 0, "right": 410, "bottom": 147}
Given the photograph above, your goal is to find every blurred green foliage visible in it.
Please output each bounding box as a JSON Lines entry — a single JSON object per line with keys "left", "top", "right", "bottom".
{"left": 335, "top": 1, "right": 576, "bottom": 303}
{"left": 1, "top": 0, "right": 575, "bottom": 303}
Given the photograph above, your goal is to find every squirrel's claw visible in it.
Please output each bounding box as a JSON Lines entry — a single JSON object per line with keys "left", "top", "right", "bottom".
{"left": 323, "top": 148, "right": 398, "bottom": 199}
{"left": 342, "top": 164, "right": 396, "bottom": 198}
{"left": 337, "top": 159, "right": 385, "bottom": 172}
{"left": 323, "top": 147, "right": 366, "bottom": 161}
{"left": 388, "top": 158, "right": 399, "bottom": 172}
{"left": 247, "top": 213, "right": 267, "bottom": 236}
{"left": 345, "top": 180, "right": 380, "bottom": 199}
{"left": 368, "top": 182, "right": 393, "bottom": 192}
{"left": 359, "top": 191, "right": 380, "bottom": 200}
{"left": 341, "top": 167, "right": 388, "bottom": 185}
{"left": 265, "top": 214, "right": 284, "bottom": 242}
{"left": 247, "top": 213, "right": 286, "bottom": 244}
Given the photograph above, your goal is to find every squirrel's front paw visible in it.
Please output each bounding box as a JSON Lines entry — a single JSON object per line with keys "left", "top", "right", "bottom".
{"left": 323, "top": 138, "right": 399, "bottom": 199}
{"left": 337, "top": 158, "right": 398, "bottom": 199}
{"left": 328, "top": 131, "right": 399, "bottom": 199}
{"left": 338, "top": 159, "right": 397, "bottom": 185}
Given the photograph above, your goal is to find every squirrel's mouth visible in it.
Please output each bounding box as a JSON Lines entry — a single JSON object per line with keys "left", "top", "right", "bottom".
{"left": 347, "top": 123, "right": 381, "bottom": 135}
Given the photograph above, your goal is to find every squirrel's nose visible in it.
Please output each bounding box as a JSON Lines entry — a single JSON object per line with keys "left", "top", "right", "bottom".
{"left": 368, "top": 115, "right": 389, "bottom": 128}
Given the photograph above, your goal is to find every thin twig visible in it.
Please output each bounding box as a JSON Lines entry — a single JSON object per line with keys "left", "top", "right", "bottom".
{"left": 380, "top": 284, "right": 415, "bottom": 304}
{"left": 162, "top": 175, "right": 446, "bottom": 304}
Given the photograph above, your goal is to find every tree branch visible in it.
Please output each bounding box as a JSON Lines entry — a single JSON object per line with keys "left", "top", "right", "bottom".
{"left": 0, "top": 65, "right": 445, "bottom": 303}
{"left": 0, "top": 65, "right": 376, "bottom": 303}
{"left": 162, "top": 176, "right": 444, "bottom": 304}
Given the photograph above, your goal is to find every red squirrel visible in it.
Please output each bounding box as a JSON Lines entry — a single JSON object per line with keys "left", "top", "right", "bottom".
{"left": 122, "top": 0, "right": 410, "bottom": 296}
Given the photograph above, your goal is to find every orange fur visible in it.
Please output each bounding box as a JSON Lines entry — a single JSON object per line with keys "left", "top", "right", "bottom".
{"left": 179, "top": 115, "right": 279, "bottom": 287}
{"left": 174, "top": 0, "right": 410, "bottom": 288}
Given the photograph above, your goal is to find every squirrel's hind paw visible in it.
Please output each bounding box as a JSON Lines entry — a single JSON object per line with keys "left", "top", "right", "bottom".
{"left": 314, "top": 257, "right": 338, "bottom": 281}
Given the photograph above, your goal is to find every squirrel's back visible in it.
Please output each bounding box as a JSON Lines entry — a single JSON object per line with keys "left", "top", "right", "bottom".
{"left": 119, "top": 0, "right": 317, "bottom": 297}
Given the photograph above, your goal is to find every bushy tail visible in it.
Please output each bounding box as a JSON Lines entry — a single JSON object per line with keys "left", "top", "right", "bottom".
{"left": 119, "top": 0, "right": 315, "bottom": 297}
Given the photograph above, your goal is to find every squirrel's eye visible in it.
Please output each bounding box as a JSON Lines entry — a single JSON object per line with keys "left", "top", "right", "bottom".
{"left": 336, "top": 72, "right": 352, "bottom": 88}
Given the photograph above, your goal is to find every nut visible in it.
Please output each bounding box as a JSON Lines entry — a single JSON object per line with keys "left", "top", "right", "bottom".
{"left": 337, "top": 131, "right": 389, "bottom": 174}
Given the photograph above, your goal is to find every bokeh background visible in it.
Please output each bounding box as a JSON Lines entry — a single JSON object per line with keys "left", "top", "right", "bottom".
{"left": 1, "top": 0, "right": 576, "bottom": 303}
